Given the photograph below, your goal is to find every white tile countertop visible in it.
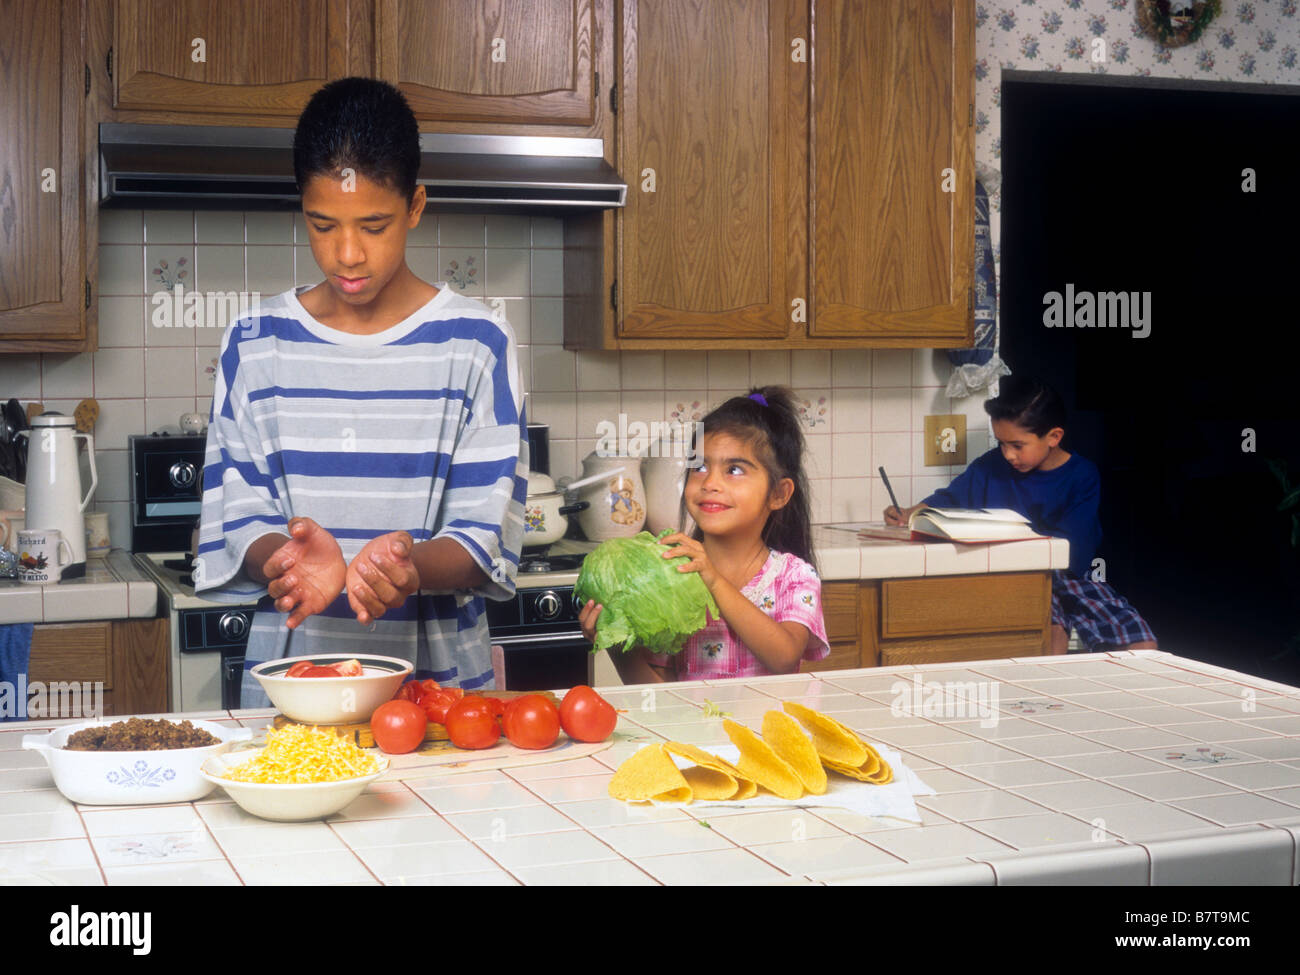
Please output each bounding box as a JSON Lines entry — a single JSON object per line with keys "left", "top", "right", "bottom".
{"left": 4, "top": 651, "right": 1300, "bottom": 885}
{"left": 0, "top": 550, "right": 159, "bottom": 625}
{"left": 517, "top": 528, "right": 1069, "bottom": 589}
{"left": 812, "top": 525, "right": 1070, "bottom": 580}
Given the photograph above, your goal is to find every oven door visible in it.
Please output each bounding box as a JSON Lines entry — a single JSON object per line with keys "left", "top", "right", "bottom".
{"left": 490, "top": 633, "right": 593, "bottom": 692}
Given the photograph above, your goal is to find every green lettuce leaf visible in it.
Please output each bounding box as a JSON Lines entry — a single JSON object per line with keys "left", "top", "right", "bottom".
{"left": 574, "top": 531, "right": 719, "bottom": 655}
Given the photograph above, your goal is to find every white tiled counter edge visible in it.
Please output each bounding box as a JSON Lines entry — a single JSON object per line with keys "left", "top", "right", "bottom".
{"left": 0, "top": 550, "right": 159, "bottom": 624}
{"left": 811, "top": 526, "right": 1070, "bottom": 580}
{"left": 4, "top": 650, "right": 1300, "bottom": 885}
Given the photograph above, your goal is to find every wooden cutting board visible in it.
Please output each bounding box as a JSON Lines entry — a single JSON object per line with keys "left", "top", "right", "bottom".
{"left": 272, "top": 689, "right": 559, "bottom": 749}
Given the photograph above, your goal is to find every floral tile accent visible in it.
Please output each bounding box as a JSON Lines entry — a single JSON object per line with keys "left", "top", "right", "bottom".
{"left": 670, "top": 399, "right": 703, "bottom": 423}
{"left": 444, "top": 255, "right": 479, "bottom": 290}
{"left": 796, "top": 394, "right": 828, "bottom": 429}
{"left": 1005, "top": 699, "right": 1067, "bottom": 715}
{"left": 1164, "top": 746, "right": 1235, "bottom": 766}
{"left": 151, "top": 256, "right": 189, "bottom": 290}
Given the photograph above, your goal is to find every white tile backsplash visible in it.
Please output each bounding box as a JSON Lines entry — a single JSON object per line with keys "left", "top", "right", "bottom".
{"left": 6, "top": 209, "right": 989, "bottom": 525}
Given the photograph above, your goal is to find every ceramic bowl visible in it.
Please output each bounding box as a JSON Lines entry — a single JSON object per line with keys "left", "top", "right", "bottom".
{"left": 200, "top": 750, "right": 388, "bottom": 822}
{"left": 249, "top": 654, "right": 413, "bottom": 724}
{"left": 22, "top": 718, "right": 254, "bottom": 805}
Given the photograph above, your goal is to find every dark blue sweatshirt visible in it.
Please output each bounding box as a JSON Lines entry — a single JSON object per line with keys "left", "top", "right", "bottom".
{"left": 921, "top": 448, "right": 1102, "bottom": 578}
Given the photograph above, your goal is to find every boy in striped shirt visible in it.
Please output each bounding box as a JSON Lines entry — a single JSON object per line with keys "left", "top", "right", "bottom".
{"left": 195, "top": 78, "right": 527, "bottom": 706}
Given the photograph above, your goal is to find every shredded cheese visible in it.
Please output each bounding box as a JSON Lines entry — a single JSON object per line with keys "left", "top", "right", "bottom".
{"left": 221, "top": 724, "right": 381, "bottom": 784}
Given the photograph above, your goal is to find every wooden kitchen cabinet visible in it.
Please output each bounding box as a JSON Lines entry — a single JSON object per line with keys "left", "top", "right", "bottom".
{"left": 0, "top": 0, "right": 98, "bottom": 354}
{"left": 112, "top": 0, "right": 371, "bottom": 118}
{"left": 28, "top": 619, "right": 170, "bottom": 716}
{"left": 570, "top": 0, "right": 974, "bottom": 350}
{"left": 803, "top": 573, "right": 1052, "bottom": 673}
{"left": 374, "top": 0, "right": 597, "bottom": 125}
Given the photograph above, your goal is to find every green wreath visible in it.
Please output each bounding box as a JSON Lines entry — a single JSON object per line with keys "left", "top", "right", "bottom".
{"left": 1137, "top": 0, "right": 1222, "bottom": 48}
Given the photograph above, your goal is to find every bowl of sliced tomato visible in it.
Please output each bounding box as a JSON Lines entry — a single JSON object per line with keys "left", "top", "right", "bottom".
{"left": 250, "top": 654, "right": 413, "bottom": 725}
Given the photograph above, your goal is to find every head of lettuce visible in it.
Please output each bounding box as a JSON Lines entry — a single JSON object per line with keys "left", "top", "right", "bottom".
{"left": 575, "top": 531, "right": 719, "bottom": 655}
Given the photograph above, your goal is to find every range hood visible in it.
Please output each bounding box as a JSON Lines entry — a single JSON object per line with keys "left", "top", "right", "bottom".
{"left": 99, "top": 123, "right": 626, "bottom": 212}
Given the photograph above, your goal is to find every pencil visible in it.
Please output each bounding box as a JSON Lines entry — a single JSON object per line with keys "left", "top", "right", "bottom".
{"left": 879, "top": 466, "right": 901, "bottom": 517}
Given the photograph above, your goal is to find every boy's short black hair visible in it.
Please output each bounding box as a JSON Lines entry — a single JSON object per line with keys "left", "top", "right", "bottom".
{"left": 293, "top": 77, "right": 421, "bottom": 206}
{"left": 983, "top": 375, "right": 1067, "bottom": 437}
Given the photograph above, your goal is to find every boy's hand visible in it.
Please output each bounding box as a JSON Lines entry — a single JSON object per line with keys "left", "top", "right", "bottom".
{"left": 884, "top": 504, "right": 918, "bottom": 526}
{"left": 346, "top": 531, "right": 419, "bottom": 625}
{"left": 578, "top": 599, "right": 602, "bottom": 644}
{"left": 264, "top": 517, "right": 346, "bottom": 629}
{"left": 659, "top": 532, "right": 718, "bottom": 589}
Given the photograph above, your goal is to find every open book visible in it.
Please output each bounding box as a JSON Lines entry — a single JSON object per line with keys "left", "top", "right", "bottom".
{"left": 857, "top": 508, "right": 1046, "bottom": 544}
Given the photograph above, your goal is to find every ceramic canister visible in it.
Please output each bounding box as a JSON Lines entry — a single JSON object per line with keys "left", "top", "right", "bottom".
{"left": 577, "top": 451, "right": 646, "bottom": 540}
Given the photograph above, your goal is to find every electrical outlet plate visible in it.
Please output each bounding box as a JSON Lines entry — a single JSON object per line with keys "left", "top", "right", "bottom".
{"left": 924, "top": 414, "right": 966, "bottom": 466}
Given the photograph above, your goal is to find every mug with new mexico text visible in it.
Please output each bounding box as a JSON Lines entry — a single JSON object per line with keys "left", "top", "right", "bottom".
{"left": 16, "top": 528, "right": 74, "bottom": 585}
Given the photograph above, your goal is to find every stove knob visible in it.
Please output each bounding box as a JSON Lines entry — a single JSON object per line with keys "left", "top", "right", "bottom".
{"left": 218, "top": 611, "right": 249, "bottom": 641}
{"left": 169, "top": 460, "right": 198, "bottom": 489}
{"left": 533, "top": 591, "right": 562, "bottom": 621}
{"left": 572, "top": 592, "right": 588, "bottom": 615}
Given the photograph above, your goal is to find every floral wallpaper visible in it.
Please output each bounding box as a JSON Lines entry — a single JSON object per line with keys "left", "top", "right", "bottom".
{"left": 975, "top": 0, "right": 1298, "bottom": 324}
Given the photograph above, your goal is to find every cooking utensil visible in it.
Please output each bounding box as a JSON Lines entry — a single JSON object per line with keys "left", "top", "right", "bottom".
{"left": 22, "top": 719, "right": 253, "bottom": 805}
{"left": 17, "top": 412, "right": 97, "bottom": 573}
{"left": 524, "top": 470, "right": 590, "bottom": 547}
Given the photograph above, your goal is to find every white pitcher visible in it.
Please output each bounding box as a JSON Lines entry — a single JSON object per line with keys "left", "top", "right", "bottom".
{"left": 18, "top": 413, "right": 98, "bottom": 577}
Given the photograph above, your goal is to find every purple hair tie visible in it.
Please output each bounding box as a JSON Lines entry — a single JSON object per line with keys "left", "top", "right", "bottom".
{"left": 748, "top": 392, "right": 768, "bottom": 406}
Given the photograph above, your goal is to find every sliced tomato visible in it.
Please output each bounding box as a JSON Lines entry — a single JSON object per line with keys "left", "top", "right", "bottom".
{"left": 333, "top": 658, "right": 364, "bottom": 677}
{"left": 302, "top": 665, "right": 348, "bottom": 677}
{"left": 396, "top": 678, "right": 441, "bottom": 706}
{"left": 424, "top": 687, "right": 465, "bottom": 724}
{"left": 285, "top": 661, "right": 315, "bottom": 678}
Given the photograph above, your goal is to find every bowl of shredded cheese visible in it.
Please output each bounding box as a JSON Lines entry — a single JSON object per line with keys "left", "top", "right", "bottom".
{"left": 200, "top": 724, "right": 388, "bottom": 821}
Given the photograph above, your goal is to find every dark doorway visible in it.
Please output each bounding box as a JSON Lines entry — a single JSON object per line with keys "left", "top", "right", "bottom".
{"left": 1000, "top": 71, "right": 1300, "bottom": 684}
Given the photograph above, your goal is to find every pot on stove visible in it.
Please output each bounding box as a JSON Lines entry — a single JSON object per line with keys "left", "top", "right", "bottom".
{"left": 523, "top": 471, "right": 587, "bottom": 548}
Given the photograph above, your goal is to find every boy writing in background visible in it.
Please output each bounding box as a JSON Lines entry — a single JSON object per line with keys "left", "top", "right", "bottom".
{"left": 886, "top": 375, "right": 1156, "bottom": 654}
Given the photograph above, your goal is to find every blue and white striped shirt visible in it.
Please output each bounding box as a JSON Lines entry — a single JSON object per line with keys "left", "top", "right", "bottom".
{"left": 195, "top": 284, "right": 527, "bottom": 706}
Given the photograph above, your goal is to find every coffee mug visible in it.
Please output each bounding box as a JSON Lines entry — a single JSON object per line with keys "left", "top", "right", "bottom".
{"left": 84, "top": 511, "right": 110, "bottom": 558}
{"left": 16, "top": 528, "right": 74, "bottom": 585}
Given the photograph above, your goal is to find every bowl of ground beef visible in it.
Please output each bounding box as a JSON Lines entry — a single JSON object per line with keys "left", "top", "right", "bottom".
{"left": 23, "top": 717, "right": 254, "bottom": 805}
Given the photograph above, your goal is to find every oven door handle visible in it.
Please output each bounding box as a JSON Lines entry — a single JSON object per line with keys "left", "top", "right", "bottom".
{"left": 490, "top": 632, "right": 590, "bottom": 647}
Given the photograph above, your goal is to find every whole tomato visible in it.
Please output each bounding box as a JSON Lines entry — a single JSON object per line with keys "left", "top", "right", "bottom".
{"left": 444, "top": 695, "right": 502, "bottom": 750}
{"left": 501, "top": 695, "right": 561, "bottom": 750}
{"left": 559, "top": 685, "right": 617, "bottom": 743}
{"left": 369, "top": 699, "right": 428, "bottom": 754}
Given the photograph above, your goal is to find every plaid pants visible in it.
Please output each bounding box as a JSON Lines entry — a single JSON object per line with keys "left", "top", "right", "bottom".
{"left": 1051, "top": 571, "right": 1156, "bottom": 650}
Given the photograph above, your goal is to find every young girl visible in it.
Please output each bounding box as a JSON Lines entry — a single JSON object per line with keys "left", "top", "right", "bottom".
{"left": 884, "top": 375, "right": 1156, "bottom": 654}
{"left": 580, "top": 387, "right": 829, "bottom": 682}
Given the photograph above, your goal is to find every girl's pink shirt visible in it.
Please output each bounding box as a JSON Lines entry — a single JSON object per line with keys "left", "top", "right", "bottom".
{"left": 647, "top": 550, "right": 830, "bottom": 681}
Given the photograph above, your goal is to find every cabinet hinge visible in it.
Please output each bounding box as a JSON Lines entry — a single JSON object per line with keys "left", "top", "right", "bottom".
{"left": 85, "top": 279, "right": 92, "bottom": 311}
{"left": 106, "top": 47, "right": 113, "bottom": 81}
{"left": 610, "top": 279, "right": 617, "bottom": 310}
{"left": 610, "top": 84, "right": 617, "bottom": 115}
{"left": 84, "top": 63, "right": 90, "bottom": 97}
{"left": 969, "top": 102, "right": 973, "bottom": 126}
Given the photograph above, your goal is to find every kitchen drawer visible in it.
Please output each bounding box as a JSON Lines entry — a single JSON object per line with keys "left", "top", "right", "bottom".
{"left": 879, "top": 631, "right": 1046, "bottom": 668}
{"left": 822, "top": 582, "right": 858, "bottom": 642}
{"left": 880, "top": 573, "right": 1048, "bottom": 639}
{"left": 29, "top": 622, "right": 111, "bottom": 684}
{"left": 803, "top": 641, "right": 860, "bottom": 674}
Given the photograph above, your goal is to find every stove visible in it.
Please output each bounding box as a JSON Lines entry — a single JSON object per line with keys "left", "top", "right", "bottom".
{"left": 129, "top": 434, "right": 262, "bottom": 712}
